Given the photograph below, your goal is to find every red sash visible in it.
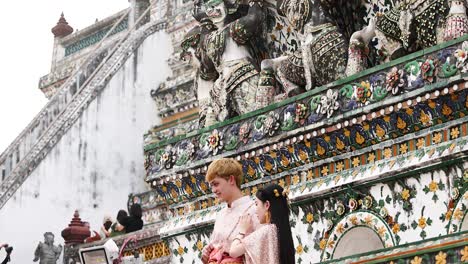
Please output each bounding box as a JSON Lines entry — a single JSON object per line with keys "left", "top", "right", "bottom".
{"left": 208, "top": 199, "right": 255, "bottom": 264}
{"left": 208, "top": 247, "right": 243, "bottom": 264}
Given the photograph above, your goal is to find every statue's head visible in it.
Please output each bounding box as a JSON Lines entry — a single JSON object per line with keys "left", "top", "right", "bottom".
{"left": 44, "top": 232, "right": 54, "bottom": 245}
{"left": 181, "top": 17, "right": 217, "bottom": 66}
{"left": 203, "top": 0, "right": 228, "bottom": 25}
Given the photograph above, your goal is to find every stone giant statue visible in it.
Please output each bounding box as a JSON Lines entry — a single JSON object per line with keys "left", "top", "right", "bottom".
{"left": 33, "top": 232, "right": 62, "bottom": 264}
{"left": 182, "top": 0, "right": 268, "bottom": 126}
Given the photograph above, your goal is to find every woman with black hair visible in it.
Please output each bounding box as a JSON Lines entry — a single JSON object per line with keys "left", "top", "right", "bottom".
{"left": 229, "top": 183, "right": 295, "bottom": 264}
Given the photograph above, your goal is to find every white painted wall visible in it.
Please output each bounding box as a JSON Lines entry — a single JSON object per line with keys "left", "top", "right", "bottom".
{"left": 0, "top": 30, "right": 171, "bottom": 264}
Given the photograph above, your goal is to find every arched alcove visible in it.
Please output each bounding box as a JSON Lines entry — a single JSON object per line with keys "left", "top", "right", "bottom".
{"left": 321, "top": 211, "right": 395, "bottom": 261}
{"left": 332, "top": 226, "right": 385, "bottom": 259}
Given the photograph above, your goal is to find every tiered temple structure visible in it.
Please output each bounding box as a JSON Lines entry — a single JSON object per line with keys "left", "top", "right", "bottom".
{"left": 0, "top": 0, "right": 467, "bottom": 263}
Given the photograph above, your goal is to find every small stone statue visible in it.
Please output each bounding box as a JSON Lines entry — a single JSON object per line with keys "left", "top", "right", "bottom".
{"left": 33, "top": 232, "right": 62, "bottom": 264}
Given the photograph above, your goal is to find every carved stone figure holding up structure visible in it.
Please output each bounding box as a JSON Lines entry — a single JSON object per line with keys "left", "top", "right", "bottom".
{"left": 182, "top": 0, "right": 266, "bottom": 126}
{"left": 33, "top": 232, "right": 62, "bottom": 264}
{"left": 183, "top": 0, "right": 467, "bottom": 127}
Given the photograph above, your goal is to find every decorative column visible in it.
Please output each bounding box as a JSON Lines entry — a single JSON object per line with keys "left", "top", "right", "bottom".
{"left": 50, "top": 13, "right": 74, "bottom": 72}
{"left": 61, "top": 210, "right": 91, "bottom": 264}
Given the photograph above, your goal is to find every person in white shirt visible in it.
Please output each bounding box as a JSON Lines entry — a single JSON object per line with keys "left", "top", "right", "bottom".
{"left": 201, "top": 158, "right": 259, "bottom": 264}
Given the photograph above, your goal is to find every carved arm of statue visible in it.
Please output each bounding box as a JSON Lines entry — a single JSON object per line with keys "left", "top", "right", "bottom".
{"left": 181, "top": 19, "right": 218, "bottom": 127}
{"left": 260, "top": 56, "right": 289, "bottom": 72}
{"left": 54, "top": 244, "right": 63, "bottom": 261}
{"left": 33, "top": 242, "right": 42, "bottom": 262}
{"left": 258, "top": 55, "right": 291, "bottom": 101}
{"left": 196, "top": 74, "right": 217, "bottom": 127}
{"left": 345, "top": 18, "right": 376, "bottom": 77}
{"left": 349, "top": 18, "right": 376, "bottom": 52}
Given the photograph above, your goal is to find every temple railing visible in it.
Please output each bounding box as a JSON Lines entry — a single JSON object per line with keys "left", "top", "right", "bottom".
{"left": 64, "top": 226, "right": 171, "bottom": 264}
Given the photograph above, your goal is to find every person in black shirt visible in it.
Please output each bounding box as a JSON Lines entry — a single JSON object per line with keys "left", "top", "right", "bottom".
{"left": 110, "top": 209, "right": 128, "bottom": 237}
{"left": 120, "top": 204, "right": 143, "bottom": 233}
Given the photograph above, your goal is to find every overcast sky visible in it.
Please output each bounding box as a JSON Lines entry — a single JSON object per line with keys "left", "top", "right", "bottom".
{"left": 0, "top": 0, "right": 130, "bottom": 153}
